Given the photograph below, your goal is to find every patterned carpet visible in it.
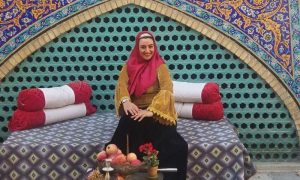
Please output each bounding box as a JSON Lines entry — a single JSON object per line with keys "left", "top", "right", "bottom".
{"left": 0, "top": 113, "right": 256, "bottom": 180}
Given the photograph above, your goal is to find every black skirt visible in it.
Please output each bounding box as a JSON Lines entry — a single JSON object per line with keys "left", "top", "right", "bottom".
{"left": 106, "top": 115, "right": 188, "bottom": 180}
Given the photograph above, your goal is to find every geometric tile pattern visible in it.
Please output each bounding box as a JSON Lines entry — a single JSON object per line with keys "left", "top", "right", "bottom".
{"left": 0, "top": 113, "right": 256, "bottom": 179}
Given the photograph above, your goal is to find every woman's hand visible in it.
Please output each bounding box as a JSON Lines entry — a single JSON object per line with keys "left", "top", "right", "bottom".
{"left": 131, "top": 110, "right": 153, "bottom": 122}
{"left": 123, "top": 101, "right": 139, "bottom": 116}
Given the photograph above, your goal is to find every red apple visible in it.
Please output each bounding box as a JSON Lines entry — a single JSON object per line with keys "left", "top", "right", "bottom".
{"left": 126, "top": 152, "right": 137, "bottom": 163}
{"left": 116, "top": 175, "right": 125, "bottom": 180}
{"left": 111, "top": 154, "right": 127, "bottom": 165}
{"left": 117, "top": 149, "right": 122, "bottom": 154}
{"left": 96, "top": 150, "right": 107, "bottom": 161}
{"left": 130, "top": 159, "right": 142, "bottom": 166}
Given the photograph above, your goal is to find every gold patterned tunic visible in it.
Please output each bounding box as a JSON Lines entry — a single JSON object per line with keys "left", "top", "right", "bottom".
{"left": 115, "top": 64, "right": 177, "bottom": 125}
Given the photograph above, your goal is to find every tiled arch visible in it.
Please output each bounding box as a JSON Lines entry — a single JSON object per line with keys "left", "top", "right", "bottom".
{"left": 0, "top": 0, "right": 299, "bottom": 138}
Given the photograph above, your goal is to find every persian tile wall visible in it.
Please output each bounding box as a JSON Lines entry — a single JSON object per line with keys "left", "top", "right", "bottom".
{"left": 0, "top": 0, "right": 299, "bottom": 101}
{"left": 164, "top": 0, "right": 300, "bottom": 101}
{"left": 0, "top": 0, "right": 99, "bottom": 53}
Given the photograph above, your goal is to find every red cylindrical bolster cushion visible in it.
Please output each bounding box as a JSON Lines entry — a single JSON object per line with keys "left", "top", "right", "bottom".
{"left": 201, "top": 82, "right": 221, "bottom": 104}
{"left": 192, "top": 101, "right": 224, "bottom": 121}
{"left": 173, "top": 81, "right": 221, "bottom": 103}
{"left": 8, "top": 102, "right": 96, "bottom": 132}
{"left": 68, "top": 81, "right": 92, "bottom": 104}
{"left": 85, "top": 102, "right": 97, "bottom": 115}
{"left": 17, "top": 81, "right": 92, "bottom": 111}
{"left": 17, "top": 88, "right": 45, "bottom": 112}
{"left": 8, "top": 109, "right": 45, "bottom": 132}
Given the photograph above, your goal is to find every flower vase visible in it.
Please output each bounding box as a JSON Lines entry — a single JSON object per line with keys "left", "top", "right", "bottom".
{"left": 148, "top": 166, "right": 158, "bottom": 178}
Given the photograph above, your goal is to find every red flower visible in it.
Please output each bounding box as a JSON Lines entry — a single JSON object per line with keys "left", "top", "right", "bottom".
{"left": 139, "top": 143, "right": 159, "bottom": 167}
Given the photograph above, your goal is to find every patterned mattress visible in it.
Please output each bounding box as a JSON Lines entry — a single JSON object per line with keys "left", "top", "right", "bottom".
{"left": 0, "top": 113, "right": 256, "bottom": 180}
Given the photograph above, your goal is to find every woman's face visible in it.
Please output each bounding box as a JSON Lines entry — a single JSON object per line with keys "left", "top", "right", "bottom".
{"left": 138, "top": 38, "right": 155, "bottom": 61}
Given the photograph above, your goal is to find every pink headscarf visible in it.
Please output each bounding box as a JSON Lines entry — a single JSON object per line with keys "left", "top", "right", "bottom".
{"left": 126, "top": 31, "right": 164, "bottom": 97}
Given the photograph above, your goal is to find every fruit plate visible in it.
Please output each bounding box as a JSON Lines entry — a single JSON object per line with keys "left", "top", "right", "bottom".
{"left": 98, "top": 161, "right": 148, "bottom": 176}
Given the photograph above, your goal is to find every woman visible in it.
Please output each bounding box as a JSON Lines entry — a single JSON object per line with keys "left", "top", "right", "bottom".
{"left": 107, "top": 31, "right": 188, "bottom": 180}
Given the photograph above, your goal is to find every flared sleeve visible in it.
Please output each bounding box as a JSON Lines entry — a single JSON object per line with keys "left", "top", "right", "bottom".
{"left": 147, "top": 64, "right": 177, "bottom": 125}
{"left": 115, "top": 65, "right": 131, "bottom": 117}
